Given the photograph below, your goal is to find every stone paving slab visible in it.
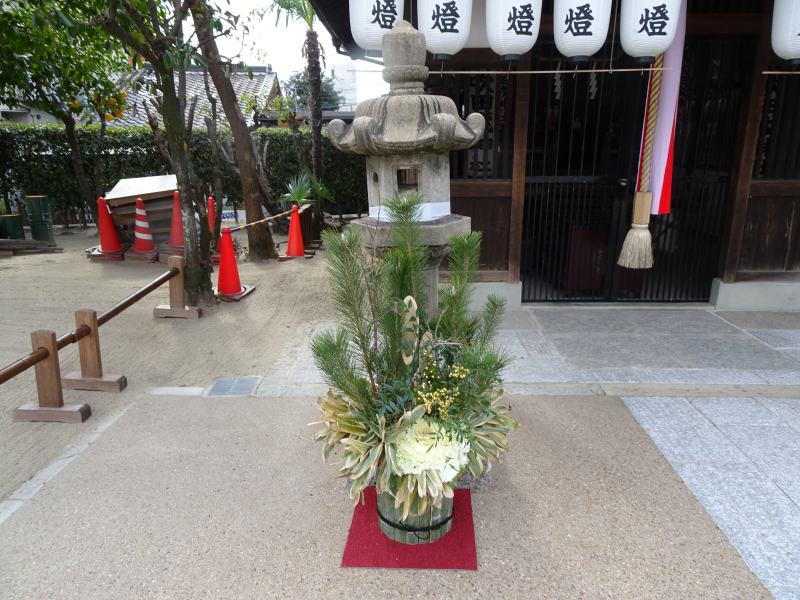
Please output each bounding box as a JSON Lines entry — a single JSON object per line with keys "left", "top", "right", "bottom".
{"left": 495, "top": 330, "right": 529, "bottom": 359}
{"left": 619, "top": 309, "right": 746, "bottom": 336}
{"left": 758, "top": 397, "right": 800, "bottom": 432}
{"left": 549, "top": 334, "right": 685, "bottom": 369}
{"left": 633, "top": 368, "right": 766, "bottom": 385}
{"left": 755, "top": 371, "right": 800, "bottom": 385}
{"left": 532, "top": 309, "right": 640, "bottom": 335}
{"left": 749, "top": 330, "right": 800, "bottom": 349}
{"left": 571, "top": 368, "right": 640, "bottom": 383}
{"left": 496, "top": 310, "right": 539, "bottom": 330}
{"left": 501, "top": 356, "right": 575, "bottom": 383}
{"left": 718, "top": 312, "right": 800, "bottom": 330}
{"left": 515, "top": 330, "right": 559, "bottom": 357}
{"left": 782, "top": 348, "right": 800, "bottom": 362}
{"left": 658, "top": 335, "right": 800, "bottom": 370}
{"left": 622, "top": 395, "right": 800, "bottom": 599}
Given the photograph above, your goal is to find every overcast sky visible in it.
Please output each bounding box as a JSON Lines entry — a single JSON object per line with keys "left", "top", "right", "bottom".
{"left": 214, "top": 0, "right": 388, "bottom": 105}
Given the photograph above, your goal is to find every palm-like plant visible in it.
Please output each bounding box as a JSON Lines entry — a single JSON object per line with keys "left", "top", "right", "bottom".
{"left": 281, "top": 173, "right": 313, "bottom": 206}
{"left": 281, "top": 171, "right": 335, "bottom": 209}
{"left": 267, "top": 0, "right": 325, "bottom": 189}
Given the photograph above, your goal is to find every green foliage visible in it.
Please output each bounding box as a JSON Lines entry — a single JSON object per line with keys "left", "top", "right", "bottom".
{"left": 0, "top": 1, "right": 131, "bottom": 123}
{"left": 282, "top": 173, "right": 313, "bottom": 206}
{"left": 310, "top": 195, "right": 517, "bottom": 511}
{"left": 312, "top": 193, "right": 510, "bottom": 413}
{"left": 262, "top": 0, "right": 317, "bottom": 29}
{"left": 282, "top": 68, "right": 346, "bottom": 111}
{"left": 0, "top": 122, "right": 367, "bottom": 215}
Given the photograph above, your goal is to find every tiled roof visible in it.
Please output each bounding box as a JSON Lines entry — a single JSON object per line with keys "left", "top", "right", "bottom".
{"left": 112, "top": 65, "right": 279, "bottom": 129}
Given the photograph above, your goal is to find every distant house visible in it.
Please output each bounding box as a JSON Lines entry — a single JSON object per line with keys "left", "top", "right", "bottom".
{"left": 0, "top": 104, "right": 60, "bottom": 124}
{"left": 110, "top": 64, "right": 282, "bottom": 129}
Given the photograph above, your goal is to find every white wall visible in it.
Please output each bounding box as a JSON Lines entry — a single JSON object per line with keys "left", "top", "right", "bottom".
{"left": 330, "top": 62, "right": 359, "bottom": 108}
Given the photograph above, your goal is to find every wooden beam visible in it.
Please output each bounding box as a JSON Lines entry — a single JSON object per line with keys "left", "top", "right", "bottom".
{"left": 153, "top": 256, "right": 202, "bottom": 319}
{"left": 685, "top": 14, "right": 761, "bottom": 36}
{"left": 450, "top": 180, "right": 512, "bottom": 198}
{"left": 61, "top": 309, "right": 127, "bottom": 393}
{"left": 749, "top": 180, "right": 800, "bottom": 197}
{"left": 736, "top": 271, "right": 800, "bottom": 283}
{"left": 440, "top": 270, "right": 510, "bottom": 283}
{"left": 13, "top": 330, "right": 91, "bottom": 423}
{"left": 717, "top": 1, "right": 774, "bottom": 284}
{"left": 507, "top": 52, "right": 531, "bottom": 284}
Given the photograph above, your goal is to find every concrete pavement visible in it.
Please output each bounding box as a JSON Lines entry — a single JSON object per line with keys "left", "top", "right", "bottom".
{"left": 2, "top": 305, "right": 799, "bottom": 598}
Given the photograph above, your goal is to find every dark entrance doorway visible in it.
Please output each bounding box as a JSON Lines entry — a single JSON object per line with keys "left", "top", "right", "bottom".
{"left": 521, "top": 37, "right": 751, "bottom": 302}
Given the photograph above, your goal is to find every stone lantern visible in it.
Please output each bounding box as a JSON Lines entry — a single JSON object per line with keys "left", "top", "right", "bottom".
{"left": 328, "top": 20, "right": 485, "bottom": 314}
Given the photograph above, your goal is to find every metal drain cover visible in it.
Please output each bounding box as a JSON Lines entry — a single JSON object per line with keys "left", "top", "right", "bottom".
{"left": 207, "top": 377, "right": 259, "bottom": 397}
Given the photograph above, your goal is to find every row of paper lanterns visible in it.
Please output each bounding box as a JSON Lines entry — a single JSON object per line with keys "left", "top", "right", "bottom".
{"left": 351, "top": 0, "right": 800, "bottom": 64}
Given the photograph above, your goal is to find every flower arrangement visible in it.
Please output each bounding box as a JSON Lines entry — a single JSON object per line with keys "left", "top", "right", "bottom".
{"left": 310, "top": 194, "right": 518, "bottom": 542}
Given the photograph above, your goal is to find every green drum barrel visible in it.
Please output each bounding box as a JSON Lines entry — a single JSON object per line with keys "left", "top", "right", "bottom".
{"left": 376, "top": 489, "right": 454, "bottom": 545}
{"left": 25, "top": 196, "right": 55, "bottom": 244}
{"left": 0, "top": 214, "right": 25, "bottom": 239}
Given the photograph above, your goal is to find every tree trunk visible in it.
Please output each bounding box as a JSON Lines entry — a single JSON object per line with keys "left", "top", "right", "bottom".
{"left": 203, "top": 70, "right": 226, "bottom": 238}
{"left": 306, "top": 28, "right": 325, "bottom": 238}
{"left": 62, "top": 114, "right": 93, "bottom": 228}
{"left": 206, "top": 119, "right": 224, "bottom": 240}
{"left": 160, "top": 71, "right": 212, "bottom": 306}
{"left": 306, "top": 28, "right": 324, "bottom": 184}
{"left": 192, "top": 8, "right": 277, "bottom": 261}
{"left": 91, "top": 113, "right": 107, "bottom": 226}
{"left": 143, "top": 99, "right": 174, "bottom": 173}
{"left": 287, "top": 113, "right": 309, "bottom": 168}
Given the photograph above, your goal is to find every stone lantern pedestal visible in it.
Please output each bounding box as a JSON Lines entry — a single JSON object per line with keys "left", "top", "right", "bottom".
{"left": 328, "top": 20, "right": 485, "bottom": 315}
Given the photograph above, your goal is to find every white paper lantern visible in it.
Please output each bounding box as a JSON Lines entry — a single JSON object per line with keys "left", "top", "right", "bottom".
{"left": 553, "top": 0, "right": 613, "bottom": 63}
{"left": 418, "top": 0, "right": 473, "bottom": 60}
{"left": 350, "top": 0, "right": 405, "bottom": 56}
{"left": 486, "top": 0, "right": 542, "bottom": 61}
{"left": 772, "top": 0, "right": 800, "bottom": 65}
{"left": 620, "top": 0, "right": 680, "bottom": 64}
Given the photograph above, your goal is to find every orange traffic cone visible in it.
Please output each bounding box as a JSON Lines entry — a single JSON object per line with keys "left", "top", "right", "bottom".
{"left": 97, "top": 197, "right": 122, "bottom": 253}
{"left": 168, "top": 191, "right": 184, "bottom": 247}
{"left": 208, "top": 196, "right": 222, "bottom": 263}
{"left": 207, "top": 196, "right": 216, "bottom": 233}
{"left": 90, "top": 197, "right": 127, "bottom": 262}
{"left": 160, "top": 191, "right": 184, "bottom": 263}
{"left": 213, "top": 227, "right": 254, "bottom": 301}
{"left": 285, "top": 205, "right": 304, "bottom": 258}
{"left": 126, "top": 198, "right": 159, "bottom": 262}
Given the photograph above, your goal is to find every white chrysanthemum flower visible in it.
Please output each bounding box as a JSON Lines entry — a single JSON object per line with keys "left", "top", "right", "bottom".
{"left": 395, "top": 419, "right": 470, "bottom": 484}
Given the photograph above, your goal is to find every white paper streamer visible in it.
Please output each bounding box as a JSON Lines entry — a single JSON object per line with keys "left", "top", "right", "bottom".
{"left": 369, "top": 202, "right": 451, "bottom": 221}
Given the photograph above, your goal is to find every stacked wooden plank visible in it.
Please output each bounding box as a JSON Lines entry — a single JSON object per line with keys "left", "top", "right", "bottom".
{"left": 0, "top": 239, "right": 62, "bottom": 254}
{"left": 104, "top": 175, "right": 178, "bottom": 246}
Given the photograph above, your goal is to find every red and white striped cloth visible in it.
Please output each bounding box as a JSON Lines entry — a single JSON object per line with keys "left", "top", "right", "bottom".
{"left": 133, "top": 197, "right": 157, "bottom": 253}
{"left": 636, "top": 0, "right": 687, "bottom": 215}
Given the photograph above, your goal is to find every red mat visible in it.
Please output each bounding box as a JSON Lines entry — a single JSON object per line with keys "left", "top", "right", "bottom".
{"left": 341, "top": 487, "right": 477, "bottom": 570}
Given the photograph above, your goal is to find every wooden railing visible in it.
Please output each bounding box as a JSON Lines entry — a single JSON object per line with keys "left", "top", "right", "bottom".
{"left": 1, "top": 256, "right": 200, "bottom": 424}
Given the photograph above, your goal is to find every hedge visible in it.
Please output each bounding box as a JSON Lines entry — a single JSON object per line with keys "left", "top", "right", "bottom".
{"left": 0, "top": 122, "right": 368, "bottom": 216}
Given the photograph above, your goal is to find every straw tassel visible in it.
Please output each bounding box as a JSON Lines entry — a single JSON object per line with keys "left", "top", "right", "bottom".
{"left": 618, "top": 192, "right": 654, "bottom": 269}
{"left": 618, "top": 54, "right": 664, "bottom": 269}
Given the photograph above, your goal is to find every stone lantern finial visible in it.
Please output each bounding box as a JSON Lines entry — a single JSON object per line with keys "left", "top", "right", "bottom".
{"left": 381, "top": 20, "right": 429, "bottom": 96}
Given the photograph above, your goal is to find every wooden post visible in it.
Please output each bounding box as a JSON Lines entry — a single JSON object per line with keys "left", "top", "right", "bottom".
{"left": 508, "top": 52, "right": 532, "bottom": 284}
{"left": 717, "top": 0, "right": 774, "bottom": 283}
{"left": 13, "top": 330, "right": 91, "bottom": 423}
{"left": 61, "top": 310, "right": 127, "bottom": 392}
{"left": 153, "top": 256, "right": 202, "bottom": 319}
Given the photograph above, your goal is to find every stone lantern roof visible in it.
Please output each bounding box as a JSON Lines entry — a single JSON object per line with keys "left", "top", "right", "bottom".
{"left": 328, "top": 20, "right": 485, "bottom": 156}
